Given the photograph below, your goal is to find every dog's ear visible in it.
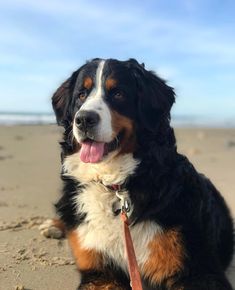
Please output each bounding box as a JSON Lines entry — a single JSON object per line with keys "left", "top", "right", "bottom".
{"left": 128, "top": 59, "right": 175, "bottom": 131}
{"left": 52, "top": 78, "right": 71, "bottom": 125}
{"left": 52, "top": 71, "right": 79, "bottom": 126}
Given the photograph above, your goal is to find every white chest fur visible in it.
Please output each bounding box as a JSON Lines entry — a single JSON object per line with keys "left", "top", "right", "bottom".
{"left": 63, "top": 152, "right": 162, "bottom": 271}
{"left": 63, "top": 152, "right": 139, "bottom": 186}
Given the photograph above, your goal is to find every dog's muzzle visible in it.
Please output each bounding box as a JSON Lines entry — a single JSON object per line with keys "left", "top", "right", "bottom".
{"left": 75, "top": 110, "right": 100, "bottom": 133}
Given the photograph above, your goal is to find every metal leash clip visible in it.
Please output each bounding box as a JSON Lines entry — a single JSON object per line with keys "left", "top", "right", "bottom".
{"left": 115, "top": 190, "right": 131, "bottom": 214}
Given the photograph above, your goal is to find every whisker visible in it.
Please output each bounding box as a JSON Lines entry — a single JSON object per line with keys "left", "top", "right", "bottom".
{"left": 114, "top": 136, "right": 119, "bottom": 149}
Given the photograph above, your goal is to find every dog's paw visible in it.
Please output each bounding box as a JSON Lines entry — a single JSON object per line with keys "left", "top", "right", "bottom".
{"left": 39, "top": 219, "right": 64, "bottom": 239}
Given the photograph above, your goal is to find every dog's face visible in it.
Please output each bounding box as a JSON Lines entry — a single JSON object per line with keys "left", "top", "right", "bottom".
{"left": 52, "top": 58, "right": 175, "bottom": 163}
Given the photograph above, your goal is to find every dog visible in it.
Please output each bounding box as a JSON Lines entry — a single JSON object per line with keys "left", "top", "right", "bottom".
{"left": 40, "top": 58, "right": 234, "bottom": 289}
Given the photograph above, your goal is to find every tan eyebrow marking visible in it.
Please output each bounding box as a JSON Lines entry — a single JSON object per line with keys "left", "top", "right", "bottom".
{"left": 83, "top": 77, "right": 93, "bottom": 89}
{"left": 106, "top": 78, "right": 117, "bottom": 91}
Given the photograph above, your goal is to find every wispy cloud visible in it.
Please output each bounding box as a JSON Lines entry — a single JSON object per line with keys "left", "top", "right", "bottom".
{"left": 2, "top": 0, "right": 235, "bottom": 63}
{"left": 0, "top": 0, "right": 235, "bottom": 117}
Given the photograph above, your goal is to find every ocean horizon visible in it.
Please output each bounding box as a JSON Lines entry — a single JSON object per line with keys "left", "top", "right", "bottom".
{"left": 0, "top": 111, "right": 235, "bottom": 128}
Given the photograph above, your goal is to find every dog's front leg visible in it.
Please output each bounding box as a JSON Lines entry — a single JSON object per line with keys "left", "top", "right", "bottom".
{"left": 67, "top": 230, "right": 130, "bottom": 290}
{"left": 39, "top": 221, "right": 130, "bottom": 289}
{"left": 39, "top": 218, "right": 66, "bottom": 239}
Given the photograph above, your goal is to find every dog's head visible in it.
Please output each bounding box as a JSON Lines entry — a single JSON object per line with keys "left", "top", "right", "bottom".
{"left": 52, "top": 58, "right": 175, "bottom": 163}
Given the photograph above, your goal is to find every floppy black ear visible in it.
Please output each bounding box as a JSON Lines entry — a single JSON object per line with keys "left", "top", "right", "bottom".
{"left": 52, "top": 78, "right": 71, "bottom": 125}
{"left": 52, "top": 71, "right": 79, "bottom": 126}
{"left": 129, "top": 60, "right": 175, "bottom": 131}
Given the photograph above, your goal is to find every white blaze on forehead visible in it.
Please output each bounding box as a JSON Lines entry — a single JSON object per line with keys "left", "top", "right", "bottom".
{"left": 94, "top": 60, "right": 105, "bottom": 97}
{"left": 81, "top": 60, "right": 106, "bottom": 107}
{"left": 75, "top": 59, "right": 113, "bottom": 143}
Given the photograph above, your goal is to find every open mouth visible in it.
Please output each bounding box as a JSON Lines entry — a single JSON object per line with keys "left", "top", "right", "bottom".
{"left": 79, "top": 132, "right": 123, "bottom": 163}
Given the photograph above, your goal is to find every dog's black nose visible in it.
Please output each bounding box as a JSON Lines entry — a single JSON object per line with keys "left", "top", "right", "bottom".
{"left": 75, "top": 110, "right": 100, "bottom": 131}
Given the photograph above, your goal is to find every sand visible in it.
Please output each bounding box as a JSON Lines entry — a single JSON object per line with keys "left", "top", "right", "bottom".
{"left": 0, "top": 125, "right": 234, "bottom": 290}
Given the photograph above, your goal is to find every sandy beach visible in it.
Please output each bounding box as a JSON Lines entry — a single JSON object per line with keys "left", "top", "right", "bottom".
{"left": 0, "top": 125, "right": 234, "bottom": 290}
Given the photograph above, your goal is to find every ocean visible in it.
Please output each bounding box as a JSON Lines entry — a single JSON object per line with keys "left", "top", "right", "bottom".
{"left": 0, "top": 112, "right": 55, "bottom": 125}
{"left": 0, "top": 112, "right": 235, "bottom": 127}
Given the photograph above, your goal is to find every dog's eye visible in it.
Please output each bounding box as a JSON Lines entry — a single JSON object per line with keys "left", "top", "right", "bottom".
{"left": 78, "top": 92, "right": 87, "bottom": 101}
{"left": 114, "top": 92, "right": 123, "bottom": 99}
{"left": 111, "top": 90, "right": 124, "bottom": 101}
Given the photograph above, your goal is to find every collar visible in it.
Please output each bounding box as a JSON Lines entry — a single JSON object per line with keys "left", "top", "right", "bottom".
{"left": 106, "top": 184, "right": 122, "bottom": 192}
{"left": 103, "top": 182, "right": 132, "bottom": 219}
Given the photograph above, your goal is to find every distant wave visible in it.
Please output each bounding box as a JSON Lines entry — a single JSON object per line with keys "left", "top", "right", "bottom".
{"left": 0, "top": 112, "right": 235, "bottom": 127}
{"left": 0, "top": 112, "right": 55, "bottom": 125}
{"left": 172, "top": 114, "right": 235, "bottom": 128}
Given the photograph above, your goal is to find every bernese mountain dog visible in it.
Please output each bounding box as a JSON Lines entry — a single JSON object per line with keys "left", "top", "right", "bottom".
{"left": 40, "top": 58, "right": 234, "bottom": 289}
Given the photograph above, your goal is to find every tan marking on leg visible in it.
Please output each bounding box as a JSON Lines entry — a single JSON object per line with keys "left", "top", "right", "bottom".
{"left": 83, "top": 77, "right": 93, "bottom": 90}
{"left": 67, "top": 230, "right": 103, "bottom": 271}
{"left": 142, "top": 229, "right": 185, "bottom": 284}
{"left": 111, "top": 110, "right": 136, "bottom": 154}
{"left": 39, "top": 218, "right": 65, "bottom": 239}
{"left": 52, "top": 218, "right": 66, "bottom": 232}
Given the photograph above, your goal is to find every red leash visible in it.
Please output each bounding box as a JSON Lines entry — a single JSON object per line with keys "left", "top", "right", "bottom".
{"left": 114, "top": 186, "right": 143, "bottom": 290}
{"left": 121, "top": 212, "right": 143, "bottom": 290}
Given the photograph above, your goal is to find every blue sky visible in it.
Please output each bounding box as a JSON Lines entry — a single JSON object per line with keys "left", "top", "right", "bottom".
{"left": 0, "top": 0, "right": 235, "bottom": 121}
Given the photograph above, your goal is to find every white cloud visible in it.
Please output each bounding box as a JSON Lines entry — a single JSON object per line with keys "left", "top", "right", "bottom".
{"left": 0, "top": 0, "right": 235, "bottom": 118}
{"left": 2, "top": 0, "right": 235, "bottom": 65}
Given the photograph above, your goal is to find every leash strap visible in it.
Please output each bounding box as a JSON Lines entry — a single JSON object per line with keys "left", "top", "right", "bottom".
{"left": 121, "top": 212, "right": 143, "bottom": 290}
{"left": 114, "top": 185, "right": 143, "bottom": 290}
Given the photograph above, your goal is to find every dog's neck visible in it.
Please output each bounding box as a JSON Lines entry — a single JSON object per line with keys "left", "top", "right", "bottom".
{"left": 62, "top": 151, "right": 140, "bottom": 186}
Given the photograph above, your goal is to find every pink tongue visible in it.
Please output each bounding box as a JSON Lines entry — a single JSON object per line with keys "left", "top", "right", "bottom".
{"left": 80, "top": 141, "right": 105, "bottom": 163}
